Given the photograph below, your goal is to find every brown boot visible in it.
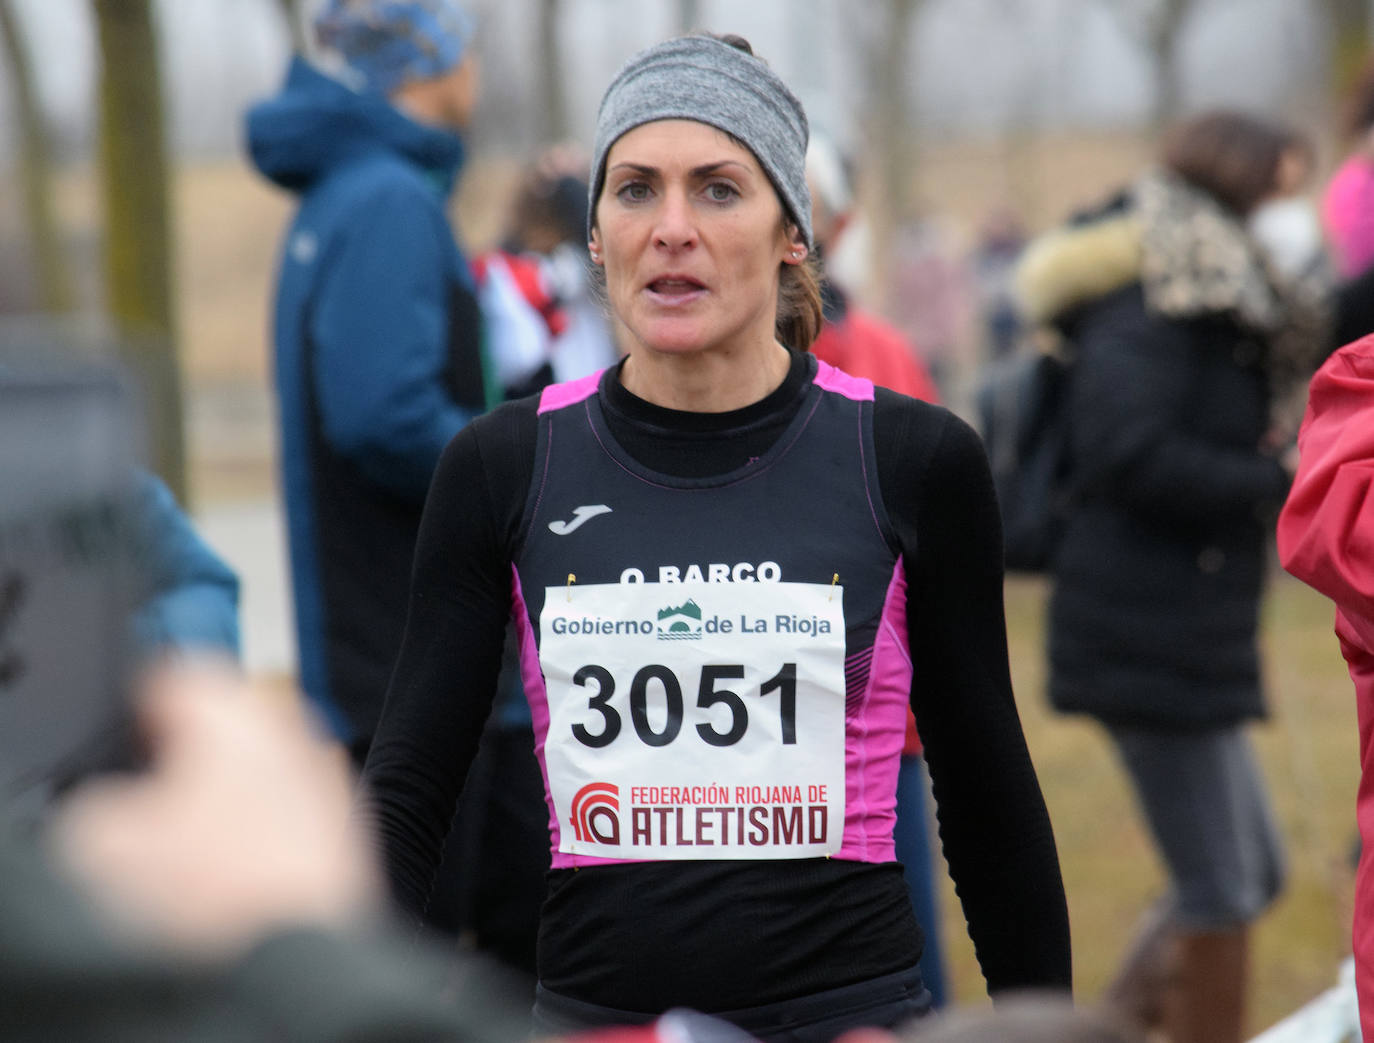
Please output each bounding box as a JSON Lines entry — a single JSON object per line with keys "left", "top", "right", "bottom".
{"left": 1162, "top": 926, "right": 1248, "bottom": 1043}
{"left": 1102, "top": 901, "right": 1179, "bottom": 1033}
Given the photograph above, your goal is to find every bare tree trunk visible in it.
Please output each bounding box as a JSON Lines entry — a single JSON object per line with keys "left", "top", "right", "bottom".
{"left": 276, "top": 0, "right": 306, "bottom": 53}
{"left": 535, "top": 0, "right": 568, "bottom": 142}
{"left": 1326, "top": 0, "right": 1374, "bottom": 99}
{"left": 93, "top": 0, "right": 186, "bottom": 502}
{"left": 676, "top": 0, "right": 702, "bottom": 34}
{"left": 1101, "top": 0, "right": 1193, "bottom": 136}
{"left": 863, "top": 0, "right": 923, "bottom": 310}
{"left": 1146, "top": 0, "right": 1188, "bottom": 135}
{"left": 0, "top": 0, "right": 75, "bottom": 313}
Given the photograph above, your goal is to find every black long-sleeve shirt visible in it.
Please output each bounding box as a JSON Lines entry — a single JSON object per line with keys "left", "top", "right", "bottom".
{"left": 362, "top": 351, "right": 1071, "bottom": 1011}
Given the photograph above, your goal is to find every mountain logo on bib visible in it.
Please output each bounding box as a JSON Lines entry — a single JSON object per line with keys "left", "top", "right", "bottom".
{"left": 656, "top": 599, "right": 703, "bottom": 640}
{"left": 570, "top": 781, "right": 621, "bottom": 845}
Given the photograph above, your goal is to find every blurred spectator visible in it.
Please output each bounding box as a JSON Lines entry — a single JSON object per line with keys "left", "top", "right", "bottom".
{"left": 473, "top": 145, "right": 618, "bottom": 398}
{"left": 128, "top": 472, "right": 240, "bottom": 664}
{"left": 885, "top": 217, "right": 974, "bottom": 403}
{"left": 1015, "top": 110, "right": 1332, "bottom": 1042}
{"left": 1323, "top": 62, "right": 1374, "bottom": 280}
{"left": 968, "top": 205, "right": 1028, "bottom": 362}
{"left": 0, "top": 356, "right": 240, "bottom": 812}
{"left": 1319, "top": 62, "right": 1374, "bottom": 350}
{"left": 247, "top": 0, "right": 549, "bottom": 986}
{"left": 806, "top": 133, "right": 941, "bottom": 403}
{"left": 245, "top": 0, "right": 488, "bottom": 768}
{"left": 0, "top": 357, "right": 529, "bottom": 1040}
{"left": 3, "top": 663, "right": 531, "bottom": 1043}
{"left": 1277, "top": 335, "right": 1374, "bottom": 1043}
{"left": 805, "top": 131, "right": 947, "bottom": 1009}
{"left": 0, "top": 354, "right": 239, "bottom": 668}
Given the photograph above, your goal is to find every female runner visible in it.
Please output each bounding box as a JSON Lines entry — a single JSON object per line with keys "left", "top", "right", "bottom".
{"left": 362, "top": 33, "right": 1071, "bottom": 1041}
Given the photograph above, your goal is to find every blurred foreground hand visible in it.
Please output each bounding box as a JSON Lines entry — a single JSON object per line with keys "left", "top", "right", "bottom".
{"left": 48, "top": 662, "right": 380, "bottom": 958}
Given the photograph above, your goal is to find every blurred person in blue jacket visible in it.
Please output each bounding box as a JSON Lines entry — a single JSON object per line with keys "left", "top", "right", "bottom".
{"left": 53, "top": 471, "right": 241, "bottom": 795}
{"left": 245, "top": 0, "right": 488, "bottom": 767}
{"left": 130, "top": 472, "right": 240, "bottom": 663}
{"left": 0, "top": 354, "right": 240, "bottom": 814}
{"left": 246, "top": 2, "right": 549, "bottom": 983}
{"left": 4, "top": 662, "right": 532, "bottom": 1043}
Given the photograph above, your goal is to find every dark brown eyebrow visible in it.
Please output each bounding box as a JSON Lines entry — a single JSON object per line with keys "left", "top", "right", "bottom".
{"left": 689, "top": 161, "right": 751, "bottom": 178}
{"left": 606, "top": 160, "right": 752, "bottom": 179}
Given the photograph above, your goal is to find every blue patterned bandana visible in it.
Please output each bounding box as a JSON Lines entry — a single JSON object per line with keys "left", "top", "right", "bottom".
{"left": 314, "top": 0, "right": 473, "bottom": 95}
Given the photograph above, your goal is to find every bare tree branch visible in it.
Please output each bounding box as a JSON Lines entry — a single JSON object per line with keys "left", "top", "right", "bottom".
{"left": 677, "top": 0, "right": 702, "bottom": 34}
{"left": 0, "top": 0, "right": 75, "bottom": 313}
{"left": 1096, "top": 0, "right": 1195, "bottom": 132}
{"left": 276, "top": 0, "right": 305, "bottom": 52}
{"left": 1324, "top": 0, "right": 1374, "bottom": 96}
{"left": 535, "top": 0, "right": 569, "bottom": 142}
{"left": 92, "top": 0, "right": 186, "bottom": 500}
{"left": 861, "top": 0, "right": 925, "bottom": 308}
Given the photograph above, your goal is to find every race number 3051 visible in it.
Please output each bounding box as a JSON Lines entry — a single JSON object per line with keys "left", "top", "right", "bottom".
{"left": 539, "top": 581, "right": 847, "bottom": 860}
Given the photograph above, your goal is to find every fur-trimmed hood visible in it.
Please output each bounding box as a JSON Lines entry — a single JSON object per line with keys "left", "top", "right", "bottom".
{"left": 1013, "top": 170, "right": 1333, "bottom": 419}
{"left": 1013, "top": 206, "right": 1142, "bottom": 328}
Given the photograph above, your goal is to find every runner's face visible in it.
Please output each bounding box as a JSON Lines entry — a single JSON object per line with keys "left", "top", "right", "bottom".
{"left": 591, "top": 120, "right": 804, "bottom": 359}
{"left": 439, "top": 56, "right": 480, "bottom": 130}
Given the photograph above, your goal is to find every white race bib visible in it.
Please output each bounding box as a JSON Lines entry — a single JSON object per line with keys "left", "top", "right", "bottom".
{"left": 539, "top": 581, "right": 846, "bottom": 859}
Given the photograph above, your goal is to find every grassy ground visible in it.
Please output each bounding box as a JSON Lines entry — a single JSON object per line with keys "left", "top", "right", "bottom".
{"left": 933, "top": 573, "right": 1360, "bottom": 1032}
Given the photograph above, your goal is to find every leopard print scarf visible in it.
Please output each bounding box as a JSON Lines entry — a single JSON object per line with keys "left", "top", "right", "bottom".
{"left": 1134, "top": 169, "right": 1332, "bottom": 432}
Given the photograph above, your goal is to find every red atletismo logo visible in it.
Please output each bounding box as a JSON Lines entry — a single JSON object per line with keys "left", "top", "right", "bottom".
{"left": 570, "top": 781, "right": 621, "bottom": 844}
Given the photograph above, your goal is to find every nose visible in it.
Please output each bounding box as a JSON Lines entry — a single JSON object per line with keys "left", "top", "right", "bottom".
{"left": 653, "top": 188, "right": 697, "bottom": 251}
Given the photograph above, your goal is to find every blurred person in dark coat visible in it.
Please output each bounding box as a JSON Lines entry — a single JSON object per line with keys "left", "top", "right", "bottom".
{"left": 1014, "top": 111, "right": 1332, "bottom": 1043}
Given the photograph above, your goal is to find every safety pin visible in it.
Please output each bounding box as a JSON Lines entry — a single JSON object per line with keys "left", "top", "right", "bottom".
{"left": 567, "top": 573, "right": 576, "bottom": 602}
{"left": 829, "top": 573, "right": 839, "bottom": 601}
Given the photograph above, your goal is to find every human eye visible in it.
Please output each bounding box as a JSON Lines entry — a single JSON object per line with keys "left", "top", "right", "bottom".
{"left": 704, "top": 181, "right": 739, "bottom": 203}
{"left": 615, "top": 180, "right": 652, "bottom": 203}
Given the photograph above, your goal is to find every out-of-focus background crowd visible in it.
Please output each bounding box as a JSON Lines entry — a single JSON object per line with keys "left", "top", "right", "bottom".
{"left": 1, "top": 0, "right": 1372, "bottom": 1036}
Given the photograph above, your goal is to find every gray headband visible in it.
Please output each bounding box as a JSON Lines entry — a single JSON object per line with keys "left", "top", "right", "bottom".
{"left": 589, "top": 35, "right": 812, "bottom": 248}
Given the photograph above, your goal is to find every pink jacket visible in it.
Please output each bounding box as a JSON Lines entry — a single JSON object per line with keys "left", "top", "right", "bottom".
{"left": 1277, "top": 334, "right": 1374, "bottom": 1039}
{"left": 1323, "top": 155, "right": 1374, "bottom": 279}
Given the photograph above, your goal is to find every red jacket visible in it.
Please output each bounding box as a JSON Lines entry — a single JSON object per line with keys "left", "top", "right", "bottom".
{"left": 811, "top": 307, "right": 942, "bottom": 405}
{"left": 812, "top": 303, "right": 941, "bottom": 756}
{"left": 1277, "top": 334, "right": 1374, "bottom": 1040}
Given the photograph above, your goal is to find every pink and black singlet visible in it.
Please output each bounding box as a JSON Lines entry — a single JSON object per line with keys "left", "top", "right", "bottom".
{"left": 363, "top": 350, "right": 1070, "bottom": 1012}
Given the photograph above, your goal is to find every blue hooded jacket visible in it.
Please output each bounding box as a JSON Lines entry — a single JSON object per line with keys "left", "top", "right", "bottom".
{"left": 130, "top": 472, "right": 241, "bottom": 660}
{"left": 246, "top": 57, "right": 488, "bottom": 751}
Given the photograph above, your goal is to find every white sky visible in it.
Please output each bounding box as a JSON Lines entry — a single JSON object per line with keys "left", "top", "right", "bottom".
{"left": 0, "top": 0, "right": 1330, "bottom": 163}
